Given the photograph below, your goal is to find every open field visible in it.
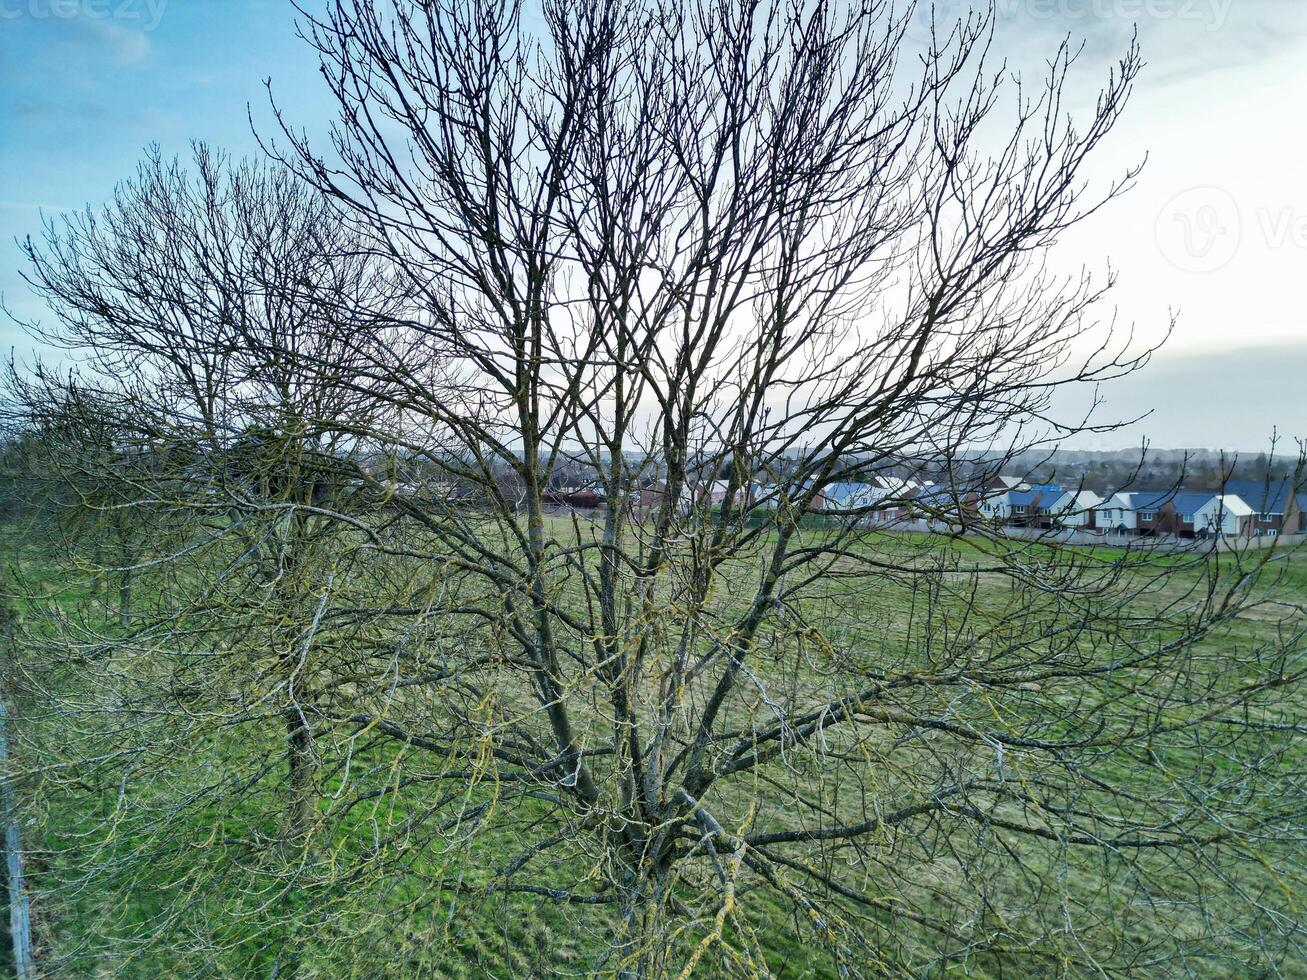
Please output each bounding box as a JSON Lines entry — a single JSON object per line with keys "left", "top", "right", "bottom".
{"left": 8, "top": 0, "right": 1307, "bottom": 972}
{"left": 2, "top": 519, "right": 1305, "bottom": 978}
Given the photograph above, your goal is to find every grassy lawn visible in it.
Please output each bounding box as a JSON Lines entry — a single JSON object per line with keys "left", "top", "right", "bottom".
{"left": 3, "top": 522, "right": 1304, "bottom": 977}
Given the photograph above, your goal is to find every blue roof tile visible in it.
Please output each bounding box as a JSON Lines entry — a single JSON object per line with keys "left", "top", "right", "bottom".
{"left": 1222, "top": 478, "right": 1293, "bottom": 514}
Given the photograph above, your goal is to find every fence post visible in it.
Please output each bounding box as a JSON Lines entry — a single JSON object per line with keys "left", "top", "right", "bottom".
{"left": 0, "top": 606, "right": 34, "bottom": 980}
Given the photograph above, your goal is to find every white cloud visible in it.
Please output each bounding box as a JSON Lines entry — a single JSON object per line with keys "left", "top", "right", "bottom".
{"left": 73, "top": 17, "right": 151, "bottom": 65}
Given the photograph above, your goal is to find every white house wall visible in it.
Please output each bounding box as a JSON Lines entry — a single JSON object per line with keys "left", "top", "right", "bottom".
{"left": 1094, "top": 495, "right": 1138, "bottom": 532}
{"left": 1049, "top": 491, "right": 1102, "bottom": 528}
{"left": 1194, "top": 496, "right": 1251, "bottom": 536}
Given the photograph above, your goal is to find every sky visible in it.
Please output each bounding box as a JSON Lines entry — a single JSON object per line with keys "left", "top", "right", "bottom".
{"left": 1, "top": 0, "right": 1304, "bottom": 452}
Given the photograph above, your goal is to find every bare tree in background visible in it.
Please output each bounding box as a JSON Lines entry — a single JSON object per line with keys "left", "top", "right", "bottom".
{"left": 3, "top": 146, "right": 441, "bottom": 974}
{"left": 7, "top": 397, "right": 154, "bottom": 628}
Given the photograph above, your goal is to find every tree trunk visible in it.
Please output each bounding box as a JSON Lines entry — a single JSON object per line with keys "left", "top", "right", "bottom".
{"left": 285, "top": 708, "right": 315, "bottom": 844}
{"left": 118, "top": 568, "right": 132, "bottom": 630}
{"left": 277, "top": 707, "right": 315, "bottom": 978}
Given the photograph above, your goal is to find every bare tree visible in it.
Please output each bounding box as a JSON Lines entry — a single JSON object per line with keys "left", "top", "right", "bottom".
{"left": 3, "top": 146, "right": 444, "bottom": 974}
{"left": 1, "top": 1, "right": 1303, "bottom": 976}
{"left": 250, "top": 0, "right": 1307, "bottom": 973}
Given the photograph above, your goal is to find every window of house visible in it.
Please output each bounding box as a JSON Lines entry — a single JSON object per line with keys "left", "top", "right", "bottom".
{"left": 1180, "top": 513, "right": 1193, "bottom": 522}
{"left": 1138, "top": 512, "right": 1154, "bottom": 521}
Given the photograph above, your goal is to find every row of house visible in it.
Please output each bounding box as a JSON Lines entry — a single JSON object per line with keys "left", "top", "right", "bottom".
{"left": 1087, "top": 491, "right": 1251, "bottom": 537}
{"left": 929, "top": 478, "right": 1306, "bottom": 538}
{"left": 546, "top": 470, "right": 1306, "bottom": 540}
{"left": 579, "top": 476, "right": 928, "bottom": 514}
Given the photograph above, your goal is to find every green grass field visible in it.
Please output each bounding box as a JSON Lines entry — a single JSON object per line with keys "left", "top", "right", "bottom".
{"left": 3, "top": 520, "right": 1305, "bottom": 978}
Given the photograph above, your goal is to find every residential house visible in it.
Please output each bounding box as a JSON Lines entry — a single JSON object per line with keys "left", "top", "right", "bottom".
{"left": 864, "top": 479, "right": 930, "bottom": 523}
{"left": 637, "top": 481, "right": 669, "bottom": 511}
{"left": 1042, "top": 489, "right": 1103, "bottom": 529}
{"left": 1123, "top": 491, "right": 1188, "bottom": 537}
{"left": 806, "top": 476, "right": 921, "bottom": 516}
{"left": 1004, "top": 483, "right": 1063, "bottom": 528}
{"left": 746, "top": 482, "right": 777, "bottom": 509}
{"left": 1093, "top": 491, "right": 1186, "bottom": 536}
{"left": 977, "top": 497, "right": 1009, "bottom": 523}
{"left": 976, "top": 484, "right": 1021, "bottom": 523}
{"left": 819, "top": 481, "right": 881, "bottom": 512}
{"left": 973, "top": 476, "right": 1043, "bottom": 524}
{"left": 1096, "top": 490, "right": 1236, "bottom": 538}
{"left": 875, "top": 478, "right": 929, "bottom": 523}
{"left": 1094, "top": 492, "right": 1139, "bottom": 535}
{"left": 543, "top": 484, "right": 602, "bottom": 508}
{"left": 1193, "top": 494, "right": 1254, "bottom": 537}
{"left": 1162, "top": 492, "right": 1231, "bottom": 537}
{"left": 908, "top": 482, "right": 987, "bottom": 526}
{"left": 1220, "top": 478, "right": 1304, "bottom": 536}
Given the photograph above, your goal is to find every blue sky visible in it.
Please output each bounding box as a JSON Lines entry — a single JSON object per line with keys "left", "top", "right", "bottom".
{"left": 0, "top": 0, "right": 324, "bottom": 327}
{"left": 2, "top": 0, "right": 1305, "bottom": 450}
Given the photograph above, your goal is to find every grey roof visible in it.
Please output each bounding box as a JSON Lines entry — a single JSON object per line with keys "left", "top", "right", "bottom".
{"left": 1222, "top": 478, "right": 1294, "bottom": 515}
{"left": 1117, "top": 490, "right": 1218, "bottom": 515}
{"left": 1168, "top": 491, "right": 1221, "bottom": 515}
{"left": 912, "top": 482, "right": 982, "bottom": 507}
